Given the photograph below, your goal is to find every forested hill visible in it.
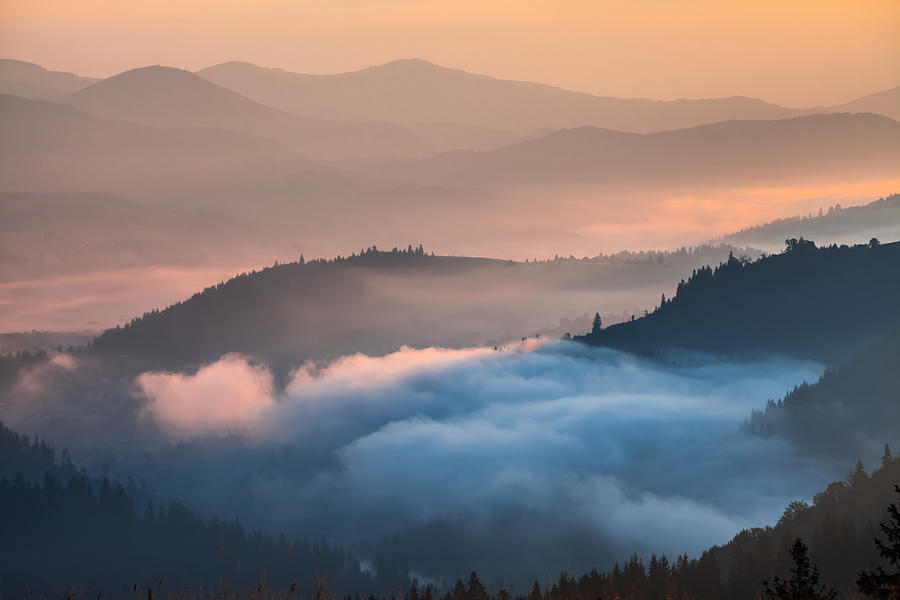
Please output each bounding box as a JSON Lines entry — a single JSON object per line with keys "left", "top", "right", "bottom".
{"left": 88, "top": 244, "right": 753, "bottom": 372}
{"left": 743, "top": 328, "right": 900, "bottom": 459}
{"left": 0, "top": 420, "right": 409, "bottom": 598}
{"left": 577, "top": 239, "right": 900, "bottom": 364}
{"left": 511, "top": 455, "right": 900, "bottom": 600}
{"left": 89, "top": 248, "right": 500, "bottom": 367}
{"left": 718, "top": 193, "right": 900, "bottom": 251}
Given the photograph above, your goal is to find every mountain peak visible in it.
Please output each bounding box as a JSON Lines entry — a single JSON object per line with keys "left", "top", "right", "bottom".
{"left": 66, "top": 64, "right": 243, "bottom": 105}
{"left": 92, "top": 65, "right": 204, "bottom": 85}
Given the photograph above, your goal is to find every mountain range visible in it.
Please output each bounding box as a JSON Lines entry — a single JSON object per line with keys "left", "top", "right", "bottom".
{"left": 348, "top": 113, "right": 900, "bottom": 189}
{"left": 64, "top": 65, "right": 431, "bottom": 158}
{"left": 0, "top": 58, "right": 97, "bottom": 100}
{"left": 4, "top": 57, "right": 899, "bottom": 152}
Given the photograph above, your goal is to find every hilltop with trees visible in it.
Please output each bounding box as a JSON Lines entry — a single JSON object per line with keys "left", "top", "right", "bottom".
{"left": 87, "top": 243, "right": 757, "bottom": 375}
{"left": 577, "top": 239, "right": 900, "bottom": 364}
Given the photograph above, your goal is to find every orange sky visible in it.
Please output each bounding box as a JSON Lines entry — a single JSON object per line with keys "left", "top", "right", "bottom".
{"left": 1, "top": 0, "right": 898, "bottom": 106}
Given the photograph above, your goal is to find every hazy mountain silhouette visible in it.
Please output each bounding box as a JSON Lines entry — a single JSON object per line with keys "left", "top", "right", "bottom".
{"left": 64, "top": 66, "right": 430, "bottom": 158}
{"left": 5, "top": 88, "right": 899, "bottom": 277}
{"left": 0, "top": 59, "right": 97, "bottom": 100}
{"left": 354, "top": 113, "right": 900, "bottom": 189}
{"left": 718, "top": 193, "right": 900, "bottom": 251}
{"left": 197, "top": 58, "right": 801, "bottom": 136}
{"left": 578, "top": 239, "right": 900, "bottom": 363}
{"left": 0, "top": 192, "right": 291, "bottom": 279}
{"left": 0, "top": 94, "right": 295, "bottom": 194}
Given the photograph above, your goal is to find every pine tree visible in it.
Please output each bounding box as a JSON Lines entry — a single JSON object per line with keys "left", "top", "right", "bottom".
{"left": 763, "top": 539, "right": 835, "bottom": 599}
{"left": 465, "top": 572, "right": 487, "bottom": 600}
{"left": 452, "top": 580, "right": 466, "bottom": 600}
{"left": 592, "top": 312, "right": 602, "bottom": 334}
{"left": 858, "top": 485, "right": 900, "bottom": 598}
{"left": 849, "top": 460, "right": 869, "bottom": 487}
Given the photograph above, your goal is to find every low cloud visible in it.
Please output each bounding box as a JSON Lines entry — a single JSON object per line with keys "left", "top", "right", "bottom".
{"left": 14, "top": 351, "right": 80, "bottom": 397}
{"left": 138, "top": 354, "right": 276, "bottom": 435}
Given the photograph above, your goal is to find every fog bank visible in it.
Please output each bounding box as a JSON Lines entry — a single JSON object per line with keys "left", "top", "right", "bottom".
{"left": 131, "top": 341, "right": 835, "bottom": 584}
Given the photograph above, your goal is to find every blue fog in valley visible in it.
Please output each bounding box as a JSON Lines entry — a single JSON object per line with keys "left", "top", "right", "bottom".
{"left": 120, "top": 341, "right": 834, "bottom": 579}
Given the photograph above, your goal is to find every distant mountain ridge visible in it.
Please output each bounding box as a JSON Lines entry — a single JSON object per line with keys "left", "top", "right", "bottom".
{"left": 63, "top": 65, "right": 430, "bottom": 158}
{"left": 0, "top": 93, "right": 295, "bottom": 195}
{"left": 825, "top": 85, "right": 900, "bottom": 121}
{"left": 6, "top": 56, "right": 897, "bottom": 143}
{"left": 0, "top": 59, "right": 97, "bottom": 100}
{"left": 197, "top": 58, "right": 801, "bottom": 135}
{"left": 355, "top": 113, "right": 900, "bottom": 189}
{"left": 197, "top": 58, "right": 900, "bottom": 136}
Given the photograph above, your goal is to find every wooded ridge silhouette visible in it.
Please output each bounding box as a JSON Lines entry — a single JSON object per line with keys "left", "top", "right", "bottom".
{"left": 577, "top": 239, "right": 900, "bottom": 364}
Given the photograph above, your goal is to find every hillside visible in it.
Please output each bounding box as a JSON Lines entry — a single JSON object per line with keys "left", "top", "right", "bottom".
{"left": 64, "top": 66, "right": 429, "bottom": 158}
{"left": 510, "top": 456, "right": 900, "bottom": 599}
{"left": 197, "top": 59, "right": 800, "bottom": 135}
{"left": 88, "top": 245, "right": 761, "bottom": 372}
{"left": 0, "top": 421, "right": 406, "bottom": 598}
{"left": 0, "top": 58, "right": 96, "bottom": 100}
{"left": 743, "top": 328, "right": 900, "bottom": 459}
{"left": 577, "top": 239, "right": 900, "bottom": 363}
{"left": 719, "top": 193, "right": 900, "bottom": 251}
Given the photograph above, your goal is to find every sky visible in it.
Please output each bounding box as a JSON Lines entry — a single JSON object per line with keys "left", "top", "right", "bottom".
{"left": 1, "top": 0, "right": 898, "bottom": 107}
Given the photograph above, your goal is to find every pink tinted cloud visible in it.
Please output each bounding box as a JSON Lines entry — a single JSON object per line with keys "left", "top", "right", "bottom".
{"left": 289, "top": 345, "right": 494, "bottom": 391}
{"left": 137, "top": 344, "right": 520, "bottom": 437}
{"left": 138, "top": 353, "right": 276, "bottom": 435}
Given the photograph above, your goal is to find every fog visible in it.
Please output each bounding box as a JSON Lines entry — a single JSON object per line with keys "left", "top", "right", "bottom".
{"left": 101, "top": 341, "right": 838, "bottom": 584}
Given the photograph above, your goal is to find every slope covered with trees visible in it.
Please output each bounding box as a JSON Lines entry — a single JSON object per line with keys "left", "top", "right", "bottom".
{"left": 388, "top": 457, "right": 900, "bottom": 600}
{"left": 743, "top": 328, "right": 900, "bottom": 459}
{"left": 578, "top": 239, "right": 900, "bottom": 364}
{"left": 719, "top": 193, "right": 900, "bottom": 251}
{"left": 0, "top": 421, "right": 408, "bottom": 599}
{"left": 89, "top": 244, "right": 754, "bottom": 374}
